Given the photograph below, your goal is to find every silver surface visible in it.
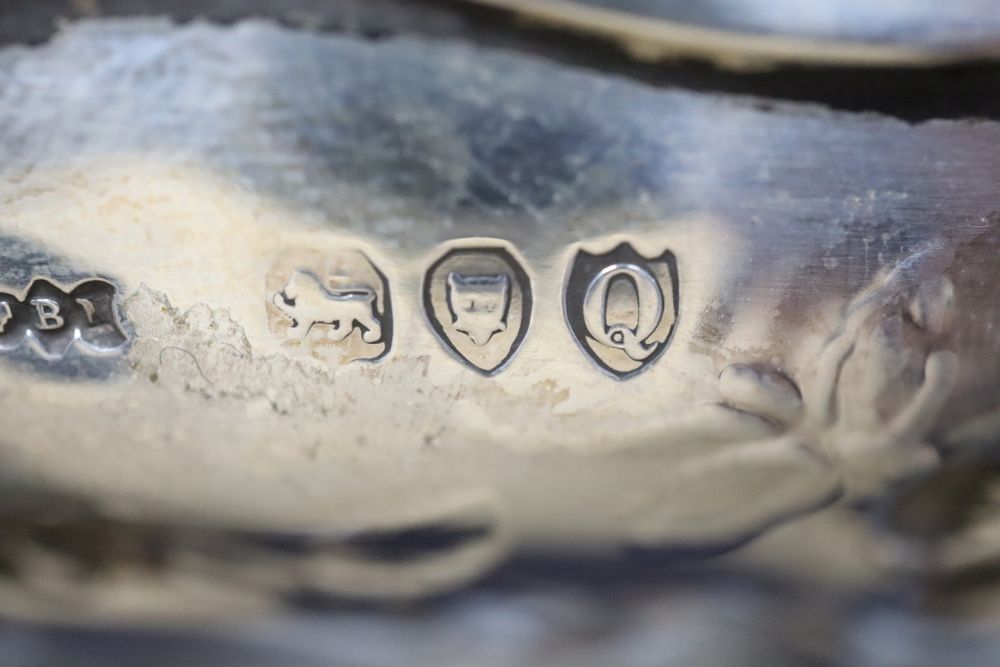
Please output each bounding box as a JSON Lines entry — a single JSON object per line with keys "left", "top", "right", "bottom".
{"left": 0, "top": 20, "right": 1000, "bottom": 617}
{"left": 466, "top": 0, "right": 1000, "bottom": 67}
{"left": 561, "top": 0, "right": 1000, "bottom": 44}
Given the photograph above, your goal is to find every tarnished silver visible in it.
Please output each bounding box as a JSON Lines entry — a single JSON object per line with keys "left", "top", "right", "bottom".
{"left": 2, "top": 20, "right": 1000, "bottom": 619}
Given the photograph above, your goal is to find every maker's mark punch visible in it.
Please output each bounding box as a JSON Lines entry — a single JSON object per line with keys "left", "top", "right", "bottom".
{"left": 0, "top": 278, "right": 127, "bottom": 359}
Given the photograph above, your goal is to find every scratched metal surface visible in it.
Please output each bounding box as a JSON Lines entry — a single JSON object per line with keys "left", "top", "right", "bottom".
{"left": 1, "top": 22, "right": 1000, "bottom": 667}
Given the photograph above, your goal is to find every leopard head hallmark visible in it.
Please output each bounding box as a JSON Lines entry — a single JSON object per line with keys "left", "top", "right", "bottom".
{"left": 266, "top": 247, "right": 392, "bottom": 363}
{"left": 564, "top": 242, "right": 678, "bottom": 379}
{"left": 424, "top": 242, "right": 532, "bottom": 375}
{"left": 446, "top": 272, "right": 509, "bottom": 346}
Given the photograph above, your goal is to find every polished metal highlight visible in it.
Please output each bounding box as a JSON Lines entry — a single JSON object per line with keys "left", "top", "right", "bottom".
{"left": 465, "top": 0, "right": 1000, "bottom": 67}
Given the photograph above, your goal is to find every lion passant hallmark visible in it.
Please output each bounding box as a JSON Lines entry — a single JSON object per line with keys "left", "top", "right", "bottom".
{"left": 266, "top": 247, "right": 392, "bottom": 363}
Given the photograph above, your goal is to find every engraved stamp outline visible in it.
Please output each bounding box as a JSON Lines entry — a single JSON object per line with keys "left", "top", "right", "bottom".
{"left": 563, "top": 240, "right": 680, "bottom": 380}
{"left": 266, "top": 245, "right": 394, "bottom": 363}
{"left": 422, "top": 239, "right": 534, "bottom": 376}
{"left": 0, "top": 276, "right": 129, "bottom": 360}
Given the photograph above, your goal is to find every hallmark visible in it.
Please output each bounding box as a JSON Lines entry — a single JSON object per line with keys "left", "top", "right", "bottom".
{"left": 261, "top": 238, "right": 683, "bottom": 377}
{"left": 266, "top": 247, "right": 392, "bottom": 363}
{"left": 0, "top": 278, "right": 127, "bottom": 358}
{"left": 423, "top": 242, "right": 532, "bottom": 375}
{"left": 564, "top": 242, "right": 678, "bottom": 379}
